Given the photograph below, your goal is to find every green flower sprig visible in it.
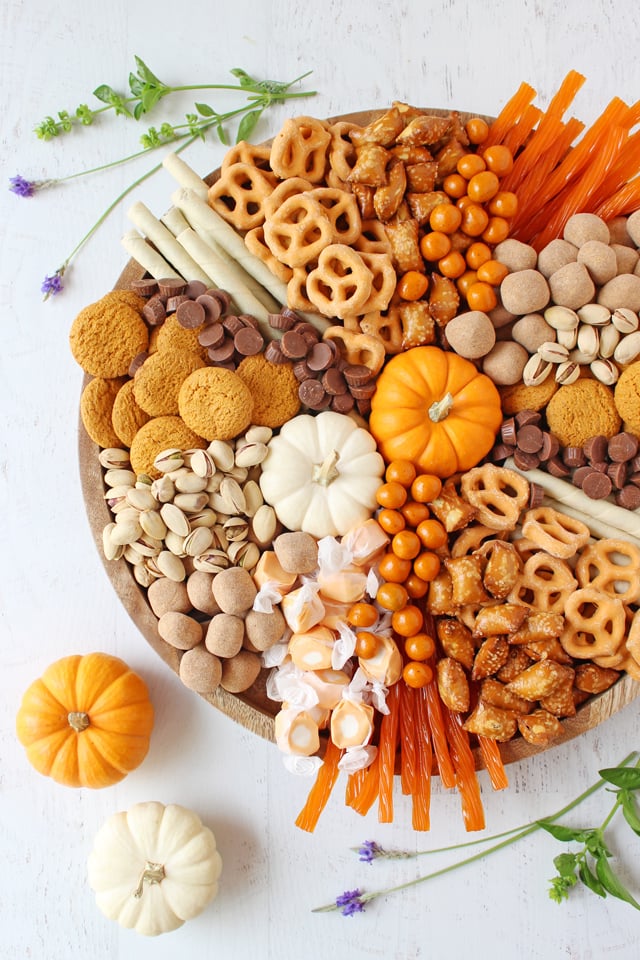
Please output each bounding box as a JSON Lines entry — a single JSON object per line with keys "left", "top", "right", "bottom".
{"left": 314, "top": 751, "right": 640, "bottom": 917}
{"left": 34, "top": 57, "right": 315, "bottom": 145}
{"left": 13, "top": 60, "right": 316, "bottom": 298}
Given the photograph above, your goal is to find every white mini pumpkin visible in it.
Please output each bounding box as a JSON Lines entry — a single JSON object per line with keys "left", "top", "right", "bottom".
{"left": 87, "top": 801, "right": 222, "bottom": 936}
{"left": 259, "top": 411, "right": 385, "bottom": 538}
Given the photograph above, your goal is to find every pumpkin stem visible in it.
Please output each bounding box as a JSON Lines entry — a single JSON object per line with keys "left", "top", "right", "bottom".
{"left": 133, "top": 860, "right": 166, "bottom": 899}
{"left": 428, "top": 391, "right": 454, "bottom": 423}
{"left": 311, "top": 449, "right": 340, "bottom": 486}
{"left": 67, "top": 711, "right": 90, "bottom": 732}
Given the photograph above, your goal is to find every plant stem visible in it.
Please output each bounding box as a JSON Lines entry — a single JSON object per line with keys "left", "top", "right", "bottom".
{"left": 314, "top": 751, "right": 638, "bottom": 913}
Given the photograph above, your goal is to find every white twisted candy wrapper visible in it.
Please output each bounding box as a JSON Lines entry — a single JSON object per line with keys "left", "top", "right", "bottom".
{"left": 283, "top": 754, "right": 324, "bottom": 777}
{"left": 331, "top": 621, "right": 357, "bottom": 670}
{"left": 261, "top": 640, "right": 289, "bottom": 669}
{"left": 252, "top": 580, "right": 284, "bottom": 614}
{"left": 345, "top": 666, "right": 390, "bottom": 715}
{"left": 267, "top": 661, "right": 319, "bottom": 709}
{"left": 338, "top": 745, "right": 378, "bottom": 773}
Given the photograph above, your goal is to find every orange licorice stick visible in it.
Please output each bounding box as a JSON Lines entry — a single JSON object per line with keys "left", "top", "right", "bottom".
{"left": 348, "top": 754, "right": 381, "bottom": 817}
{"left": 443, "top": 708, "right": 486, "bottom": 832}
{"left": 595, "top": 177, "right": 640, "bottom": 220}
{"left": 477, "top": 735, "right": 509, "bottom": 791}
{"left": 412, "top": 686, "right": 433, "bottom": 831}
{"left": 423, "top": 677, "right": 457, "bottom": 789}
{"left": 295, "top": 738, "right": 342, "bottom": 832}
{"left": 499, "top": 114, "right": 569, "bottom": 194}
{"left": 378, "top": 681, "right": 401, "bottom": 823}
{"left": 541, "top": 69, "right": 586, "bottom": 121}
{"left": 399, "top": 681, "right": 418, "bottom": 796}
{"left": 510, "top": 118, "right": 584, "bottom": 232}
{"left": 588, "top": 128, "right": 640, "bottom": 209}
{"left": 482, "top": 81, "right": 537, "bottom": 149}
{"left": 500, "top": 104, "right": 543, "bottom": 156}
{"left": 532, "top": 124, "right": 629, "bottom": 249}
{"left": 523, "top": 97, "right": 630, "bottom": 214}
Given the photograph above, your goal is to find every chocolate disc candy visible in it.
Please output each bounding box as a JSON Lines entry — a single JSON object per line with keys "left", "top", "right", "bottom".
{"left": 322, "top": 367, "right": 347, "bottom": 396}
{"left": 281, "top": 330, "right": 309, "bottom": 360}
{"left": 562, "top": 446, "right": 586, "bottom": 468}
{"left": 500, "top": 417, "right": 517, "bottom": 446}
{"left": 546, "top": 455, "right": 571, "bottom": 478}
{"left": 198, "top": 322, "right": 225, "bottom": 348}
{"left": 130, "top": 278, "right": 158, "bottom": 297}
{"left": 185, "top": 280, "right": 207, "bottom": 299}
{"left": 615, "top": 484, "right": 640, "bottom": 509}
{"left": 489, "top": 443, "right": 515, "bottom": 463}
{"left": 608, "top": 431, "right": 639, "bottom": 463}
{"left": 298, "top": 378, "right": 329, "bottom": 410}
{"left": 205, "top": 288, "right": 232, "bottom": 312}
{"left": 142, "top": 296, "right": 167, "bottom": 326}
{"left": 515, "top": 409, "right": 541, "bottom": 428}
{"left": 222, "top": 314, "right": 245, "bottom": 335}
{"left": 607, "top": 461, "right": 628, "bottom": 489}
{"left": 539, "top": 432, "right": 559, "bottom": 462}
{"left": 583, "top": 434, "right": 609, "bottom": 463}
{"left": 268, "top": 311, "right": 296, "bottom": 331}
{"left": 129, "top": 351, "right": 149, "bottom": 377}
{"left": 158, "top": 277, "right": 187, "bottom": 298}
{"left": 166, "top": 294, "right": 190, "bottom": 313}
{"left": 331, "top": 392, "right": 355, "bottom": 413}
{"left": 343, "top": 363, "right": 374, "bottom": 387}
{"left": 293, "top": 360, "right": 314, "bottom": 381}
{"left": 207, "top": 338, "right": 236, "bottom": 364}
{"left": 196, "top": 294, "right": 222, "bottom": 323}
{"left": 264, "top": 340, "right": 287, "bottom": 364}
{"left": 528, "top": 482, "right": 545, "bottom": 508}
{"left": 513, "top": 449, "right": 540, "bottom": 471}
{"left": 516, "top": 424, "right": 544, "bottom": 454}
{"left": 306, "top": 341, "right": 334, "bottom": 372}
{"left": 176, "top": 298, "right": 206, "bottom": 329}
{"left": 234, "top": 326, "right": 264, "bottom": 357}
{"left": 582, "top": 471, "right": 613, "bottom": 500}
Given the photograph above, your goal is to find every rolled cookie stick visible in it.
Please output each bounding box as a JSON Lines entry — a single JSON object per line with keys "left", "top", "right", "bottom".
{"left": 161, "top": 206, "right": 191, "bottom": 238}
{"left": 162, "top": 152, "right": 209, "bottom": 199}
{"left": 176, "top": 228, "right": 272, "bottom": 334}
{"left": 120, "top": 230, "right": 182, "bottom": 280}
{"left": 127, "top": 201, "right": 212, "bottom": 285}
{"left": 505, "top": 458, "right": 640, "bottom": 541}
{"left": 172, "top": 188, "right": 332, "bottom": 332}
{"left": 171, "top": 187, "right": 288, "bottom": 302}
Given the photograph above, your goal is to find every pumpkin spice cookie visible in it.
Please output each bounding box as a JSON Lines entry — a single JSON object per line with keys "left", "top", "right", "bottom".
{"left": 545, "top": 378, "right": 621, "bottom": 447}
{"left": 236, "top": 354, "right": 301, "bottom": 428}
{"left": 111, "top": 379, "right": 151, "bottom": 447}
{"left": 100, "top": 289, "right": 147, "bottom": 312}
{"left": 614, "top": 361, "right": 640, "bottom": 435}
{"left": 133, "top": 350, "right": 206, "bottom": 417}
{"left": 129, "top": 416, "right": 206, "bottom": 478}
{"left": 80, "top": 376, "right": 127, "bottom": 448}
{"left": 155, "top": 314, "right": 208, "bottom": 360}
{"left": 69, "top": 295, "right": 149, "bottom": 378}
{"left": 178, "top": 367, "right": 254, "bottom": 441}
{"left": 499, "top": 375, "right": 558, "bottom": 415}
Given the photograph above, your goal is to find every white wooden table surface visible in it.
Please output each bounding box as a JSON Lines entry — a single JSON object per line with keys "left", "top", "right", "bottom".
{"left": 2, "top": 1, "right": 640, "bottom": 957}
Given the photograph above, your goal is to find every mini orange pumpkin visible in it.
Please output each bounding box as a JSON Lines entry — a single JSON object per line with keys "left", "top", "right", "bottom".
{"left": 16, "top": 652, "right": 154, "bottom": 788}
{"left": 369, "top": 346, "right": 502, "bottom": 478}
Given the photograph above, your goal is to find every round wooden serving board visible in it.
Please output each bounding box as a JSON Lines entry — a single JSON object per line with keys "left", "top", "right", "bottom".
{"left": 79, "top": 109, "right": 640, "bottom": 767}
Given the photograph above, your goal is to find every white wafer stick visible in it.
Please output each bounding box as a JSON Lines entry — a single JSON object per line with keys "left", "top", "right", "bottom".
{"left": 161, "top": 207, "right": 191, "bottom": 238}
{"left": 172, "top": 188, "right": 332, "bottom": 332}
{"left": 171, "top": 187, "right": 289, "bottom": 301}
{"left": 120, "top": 230, "right": 182, "bottom": 280}
{"left": 176, "top": 228, "right": 272, "bottom": 332}
{"left": 127, "top": 201, "right": 212, "bottom": 285}
{"left": 505, "top": 458, "right": 640, "bottom": 540}
{"left": 162, "top": 152, "right": 209, "bottom": 198}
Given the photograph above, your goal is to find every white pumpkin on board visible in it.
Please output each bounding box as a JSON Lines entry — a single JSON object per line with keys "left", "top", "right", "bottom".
{"left": 87, "top": 801, "right": 222, "bottom": 937}
{"left": 259, "top": 411, "right": 385, "bottom": 538}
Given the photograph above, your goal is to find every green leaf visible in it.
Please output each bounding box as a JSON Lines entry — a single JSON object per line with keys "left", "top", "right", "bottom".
{"left": 195, "top": 102, "right": 215, "bottom": 117}
{"left": 553, "top": 852, "right": 578, "bottom": 878}
{"left": 595, "top": 854, "right": 640, "bottom": 909}
{"left": 537, "top": 822, "right": 593, "bottom": 843}
{"left": 133, "top": 101, "right": 145, "bottom": 120}
{"left": 140, "top": 87, "right": 164, "bottom": 114}
{"left": 128, "top": 73, "right": 144, "bottom": 98}
{"left": 599, "top": 767, "right": 640, "bottom": 790}
{"left": 621, "top": 790, "right": 640, "bottom": 835}
{"left": 230, "top": 67, "right": 256, "bottom": 88}
{"left": 236, "top": 108, "right": 262, "bottom": 143}
{"left": 134, "top": 56, "right": 163, "bottom": 86}
{"left": 93, "top": 84, "right": 118, "bottom": 104}
{"left": 216, "top": 120, "right": 229, "bottom": 145}
{"left": 578, "top": 861, "right": 607, "bottom": 898}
